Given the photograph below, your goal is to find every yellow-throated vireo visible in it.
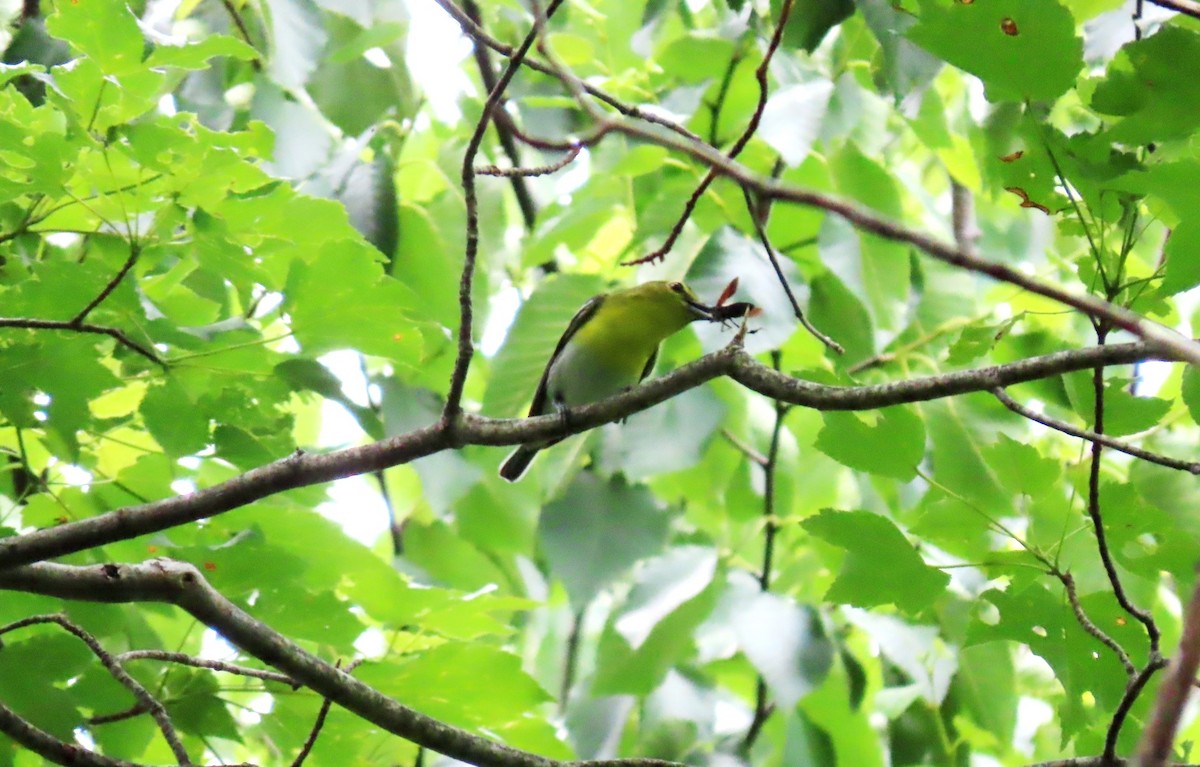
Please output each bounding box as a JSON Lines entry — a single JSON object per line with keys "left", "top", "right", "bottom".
{"left": 500, "top": 280, "right": 739, "bottom": 481}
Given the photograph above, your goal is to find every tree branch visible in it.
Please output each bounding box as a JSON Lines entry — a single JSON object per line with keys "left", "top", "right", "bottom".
{"left": 444, "top": 0, "right": 564, "bottom": 420}
{"left": 523, "top": 47, "right": 1200, "bottom": 366}
{"left": 0, "top": 316, "right": 164, "bottom": 366}
{"left": 993, "top": 388, "right": 1200, "bottom": 474}
{"left": 0, "top": 341, "right": 1175, "bottom": 570}
{"left": 0, "top": 560, "right": 690, "bottom": 767}
{"left": 1137, "top": 573, "right": 1200, "bottom": 767}
{"left": 0, "top": 614, "right": 191, "bottom": 764}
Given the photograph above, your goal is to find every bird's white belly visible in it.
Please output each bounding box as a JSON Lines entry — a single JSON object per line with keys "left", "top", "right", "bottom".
{"left": 544, "top": 341, "right": 644, "bottom": 410}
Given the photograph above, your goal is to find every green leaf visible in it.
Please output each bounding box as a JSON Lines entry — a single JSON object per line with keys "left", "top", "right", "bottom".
{"left": 47, "top": 0, "right": 143, "bottom": 75}
{"left": 140, "top": 377, "right": 211, "bottom": 457}
{"left": 361, "top": 643, "right": 554, "bottom": 731}
{"left": 285, "top": 241, "right": 423, "bottom": 365}
{"left": 774, "top": 0, "right": 854, "bottom": 52}
{"left": 144, "top": 35, "right": 259, "bottom": 70}
{"left": 1091, "top": 27, "right": 1200, "bottom": 143}
{"left": 803, "top": 510, "right": 949, "bottom": 612}
{"left": 594, "top": 546, "right": 720, "bottom": 695}
{"left": 908, "top": 0, "right": 1082, "bottom": 102}
{"left": 982, "top": 434, "right": 1060, "bottom": 497}
{"left": 815, "top": 406, "right": 924, "bottom": 480}
{"left": 1161, "top": 221, "right": 1200, "bottom": 296}
{"left": 1064, "top": 372, "right": 1171, "bottom": 437}
{"left": 540, "top": 474, "right": 672, "bottom": 610}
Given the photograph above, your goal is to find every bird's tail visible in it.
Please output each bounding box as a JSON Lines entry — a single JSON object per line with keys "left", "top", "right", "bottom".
{"left": 499, "top": 445, "right": 539, "bottom": 482}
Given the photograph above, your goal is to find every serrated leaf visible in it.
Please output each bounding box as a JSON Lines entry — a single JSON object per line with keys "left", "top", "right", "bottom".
{"left": 815, "top": 406, "right": 924, "bottom": 480}
{"left": 803, "top": 510, "right": 949, "bottom": 612}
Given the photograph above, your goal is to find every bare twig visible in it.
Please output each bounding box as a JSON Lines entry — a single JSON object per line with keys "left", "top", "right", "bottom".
{"left": 477, "top": 144, "right": 582, "bottom": 178}
{"left": 72, "top": 242, "right": 141, "bottom": 325}
{"left": 993, "top": 388, "right": 1200, "bottom": 474}
{"left": 627, "top": 0, "right": 796, "bottom": 266}
{"left": 291, "top": 659, "right": 364, "bottom": 767}
{"left": 443, "top": 0, "right": 565, "bottom": 420}
{"left": 720, "top": 428, "right": 769, "bottom": 466}
{"left": 461, "top": 0, "right": 538, "bottom": 230}
{"left": 1086, "top": 333, "right": 1161, "bottom": 663}
{"left": 0, "top": 341, "right": 1175, "bottom": 571}
{"left": 1137, "top": 573, "right": 1200, "bottom": 767}
{"left": 0, "top": 614, "right": 191, "bottom": 765}
{"left": 741, "top": 352, "right": 788, "bottom": 752}
{"left": 742, "top": 186, "right": 843, "bottom": 354}
{"left": 1109, "top": 656, "right": 1169, "bottom": 763}
{"left": 0, "top": 316, "right": 163, "bottom": 366}
{"left": 1059, "top": 571, "right": 1136, "bottom": 676}
{"left": 117, "top": 649, "right": 299, "bottom": 687}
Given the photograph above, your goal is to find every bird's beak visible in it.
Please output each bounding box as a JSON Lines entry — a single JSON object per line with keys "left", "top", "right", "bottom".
{"left": 684, "top": 296, "right": 716, "bottom": 321}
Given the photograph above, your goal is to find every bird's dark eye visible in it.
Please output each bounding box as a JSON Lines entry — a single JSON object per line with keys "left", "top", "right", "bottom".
{"left": 669, "top": 281, "right": 685, "bottom": 293}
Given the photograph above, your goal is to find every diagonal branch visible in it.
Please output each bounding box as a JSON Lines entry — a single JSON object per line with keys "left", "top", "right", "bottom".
{"left": 628, "top": 0, "right": 795, "bottom": 266}
{"left": 0, "top": 614, "right": 191, "bottom": 764}
{"left": 0, "top": 316, "right": 164, "bottom": 366}
{"left": 523, "top": 49, "right": 1200, "bottom": 367}
{"left": 0, "top": 341, "right": 1176, "bottom": 570}
{"left": 993, "top": 388, "right": 1200, "bottom": 474}
{"left": 0, "top": 560, "right": 689, "bottom": 767}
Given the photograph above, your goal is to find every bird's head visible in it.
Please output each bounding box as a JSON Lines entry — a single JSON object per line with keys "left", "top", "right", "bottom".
{"left": 631, "top": 280, "right": 717, "bottom": 322}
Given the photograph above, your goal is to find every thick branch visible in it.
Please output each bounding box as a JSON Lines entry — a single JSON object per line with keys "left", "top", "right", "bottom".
{"left": 0, "top": 560, "right": 685, "bottom": 767}
{"left": 1137, "top": 574, "right": 1200, "bottom": 767}
{"left": 0, "top": 342, "right": 1173, "bottom": 570}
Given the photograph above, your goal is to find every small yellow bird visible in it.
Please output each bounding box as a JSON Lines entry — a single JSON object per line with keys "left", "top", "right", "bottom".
{"left": 499, "top": 280, "right": 721, "bottom": 481}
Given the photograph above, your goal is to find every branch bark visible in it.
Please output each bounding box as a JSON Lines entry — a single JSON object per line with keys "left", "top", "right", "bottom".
{"left": 0, "top": 341, "right": 1171, "bottom": 571}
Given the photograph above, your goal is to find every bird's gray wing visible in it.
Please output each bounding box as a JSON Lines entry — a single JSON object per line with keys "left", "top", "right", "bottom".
{"left": 526, "top": 292, "right": 607, "bottom": 417}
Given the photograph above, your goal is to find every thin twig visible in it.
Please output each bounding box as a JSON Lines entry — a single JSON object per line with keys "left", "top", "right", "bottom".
{"left": 117, "top": 649, "right": 299, "bottom": 687}
{"left": 72, "top": 242, "right": 141, "bottom": 325}
{"left": 720, "top": 428, "right": 769, "bottom": 466}
{"left": 477, "top": 144, "right": 582, "bottom": 178}
{"left": 1109, "top": 656, "right": 1169, "bottom": 763}
{"left": 559, "top": 607, "right": 585, "bottom": 714}
{"left": 291, "top": 659, "right": 364, "bottom": 767}
{"left": 443, "top": 0, "right": 565, "bottom": 419}
{"left": 742, "top": 186, "right": 843, "bottom": 354}
{"left": 626, "top": 0, "right": 797, "bottom": 266}
{"left": 741, "top": 352, "right": 787, "bottom": 752}
{"left": 993, "top": 388, "right": 1200, "bottom": 474}
{"left": 461, "top": 0, "right": 538, "bottom": 230}
{"left": 0, "top": 614, "right": 191, "bottom": 765}
{"left": 1059, "top": 571, "right": 1135, "bottom": 676}
{"left": 1086, "top": 330, "right": 1161, "bottom": 660}
{"left": 0, "top": 316, "right": 163, "bottom": 366}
